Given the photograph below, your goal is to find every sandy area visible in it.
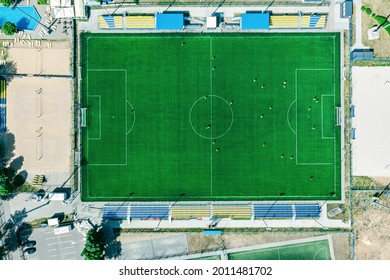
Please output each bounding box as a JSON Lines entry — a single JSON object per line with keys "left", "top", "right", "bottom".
{"left": 361, "top": 0, "right": 390, "bottom": 57}
{"left": 7, "top": 41, "right": 71, "bottom": 76}
{"left": 351, "top": 67, "right": 390, "bottom": 177}
{"left": 6, "top": 76, "right": 73, "bottom": 185}
{"left": 354, "top": 192, "right": 390, "bottom": 259}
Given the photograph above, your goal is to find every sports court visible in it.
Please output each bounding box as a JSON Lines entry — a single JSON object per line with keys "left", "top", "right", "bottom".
{"left": 227, "top": 238, "right": 332, "bottom": 260}
{"left": 80, "top": 33, "right": 341, "bottom": 202}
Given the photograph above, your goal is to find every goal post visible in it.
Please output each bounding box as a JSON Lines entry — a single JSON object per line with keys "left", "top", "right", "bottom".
{"left": 81, "top": 108, "right": 87, "bottom": 127}
{"left": 335, "top": 107, "right": 341, "bottom": 126}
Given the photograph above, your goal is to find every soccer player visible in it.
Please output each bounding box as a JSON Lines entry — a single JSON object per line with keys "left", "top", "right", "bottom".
{"left": 216, "top": 147, "right": 220, "bottom": 152}
{"left": 281, "top": 153, "right": 284, "bottom": 159}
{"left": 254, "top": 77, "right": 258, "bottom": 82}
{"left": 206, "top": 124, "right": 211, "bottom": 129}
{"left": 260, "top": 113, "right": 264, "bottom": 119}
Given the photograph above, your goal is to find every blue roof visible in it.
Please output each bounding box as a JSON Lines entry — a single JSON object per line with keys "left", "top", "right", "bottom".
{"left": 241, "top": 12, "right": 270, "bottom": 30}
{"left": 156, "top": 13, "right": 184, "bottom": 30}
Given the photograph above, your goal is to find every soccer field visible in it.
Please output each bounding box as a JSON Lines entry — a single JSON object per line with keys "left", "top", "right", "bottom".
{"left": 227, "top": 239, "right": 332, "bottom": 260}
{"left": 80, "top": 33, "right": 341, "bottom": 202}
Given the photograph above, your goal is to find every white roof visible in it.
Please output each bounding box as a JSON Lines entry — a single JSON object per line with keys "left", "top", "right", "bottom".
{"left": 53, "top": 7, "right": 75, "bottom": 18}
{"left": 206, "top": 17, "right": 217, "bottom": 28}
{"left": 50, "top": 0, "right": 61, "bottom": 7}
{"left": 61, "top": 0, "right": 72, "bottom": 7}
{"left": 352, "top": 66, "right": 390, "bottom": 177}
{"left": 74, "top": 0, "right": 86, "bottom": 18}
{"left": 51, "top": 0, "right": 71, "bottom": 7}
{"left": 48, "top": 218, "right": 59, "bottom": 226}
{"left": 48, "top": 192, "right": 67, "bottom": 201}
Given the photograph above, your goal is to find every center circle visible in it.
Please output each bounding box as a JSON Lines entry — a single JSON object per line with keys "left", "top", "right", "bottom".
{"left": 189, "top": 95, "right": 234, "bottom": 139}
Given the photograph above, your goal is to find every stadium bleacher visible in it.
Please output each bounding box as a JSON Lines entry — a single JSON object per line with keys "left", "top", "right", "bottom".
{"left": 270, "top": 14, "right": 327, "bottom": 29}
{"left": 103, "top": 204, "right": 128, "bottom": 220}
{"left": 270, "top": 15, "right": 299, "bottom": 28}
{"left": 126, "top": 16, "right": 155, "bottom": 29}
{"left": 171, "top": 204, "right": 210, "bottom": 219}
{"left": 254, "top": 204, "right": 293, "bottom": 218}
{"left": 130, "top": 204, "right": 170, "bottom": 219}
{"left": 294, "top": 204, "right": 321, "bottom": 218}
{"left": 0, "top": 79, "right": 6, "bottom": 132}
{"left": 213, "top": 204, "right": 252, "bottom": 219}
{"left": 102, "top": 204, "right": 128, "bottom": 219}
{"left": 98, "top": 15, "right": 124, "bottom": 29}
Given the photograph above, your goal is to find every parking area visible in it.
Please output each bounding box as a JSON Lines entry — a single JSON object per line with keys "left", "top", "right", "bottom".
{"left": 23, "top": 227, "right": 84, "bottom": 260}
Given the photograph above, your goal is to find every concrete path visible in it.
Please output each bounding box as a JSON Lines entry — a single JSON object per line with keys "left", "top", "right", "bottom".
{"left": 352, "top": 0, "right": 368, "bottom": 49}
{"left": 6, "top": 193, "right": 73, "bottom": 223}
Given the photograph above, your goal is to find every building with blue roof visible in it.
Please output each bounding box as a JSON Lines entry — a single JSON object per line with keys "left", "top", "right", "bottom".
{"left": 241, "top": 12, "right": 270, "bottom": 30}
{"left": 156, "top": 13, "right": 184, "bottom": 30}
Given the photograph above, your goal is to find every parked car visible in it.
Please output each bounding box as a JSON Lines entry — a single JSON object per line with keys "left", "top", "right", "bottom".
{"left": 22, "top": 241, "right": 36, "bottom": 250}
{"left": 23, "top": 247, "right": 36, "bottom": 255}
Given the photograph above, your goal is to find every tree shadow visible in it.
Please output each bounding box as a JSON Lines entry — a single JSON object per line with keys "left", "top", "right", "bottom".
{"left": 101, "top": 219, "right": 122, "bottom": 259}
{"left": 0, "top": 61, "right": 17, "bottom": 84}
{"left": 2, "top": 209, "right": 29, "bottom": 253}
{"left": 9, "top": 156, "right": 24, "bottom": 173}
{"left": 16, "top": 222, "right": 33, "bottom": 245}
{"left": 12, "top": 170, "right": 27, "bottom": 189}
{"left": 0, "top": 132, "right": 16, "bottom": 168}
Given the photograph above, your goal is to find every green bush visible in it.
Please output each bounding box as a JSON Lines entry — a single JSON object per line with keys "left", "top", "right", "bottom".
{"left": 360, "top": 6, "right": 366, "bottom": 12}
{"left": 365, "top": 8, "right": 372, "bottom": 15}
{"left": 1, "top": 22, "right": 17, "bottom": 36}
{"left": 0, "top": 0, "right": 13, "bottom": 7}
{"left": 37, "top": 0, "right": 48, "bottom": 4}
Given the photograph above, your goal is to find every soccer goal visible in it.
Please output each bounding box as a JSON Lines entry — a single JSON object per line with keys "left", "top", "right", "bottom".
{"left": 335, "top": 107, "right": 341, "bottom": 126}
{"left": 81, "top": 108, "right": 87, "bottom": 127}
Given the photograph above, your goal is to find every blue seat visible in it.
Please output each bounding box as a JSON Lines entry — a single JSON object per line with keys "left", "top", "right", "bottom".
{"left": 295, "top": 204, "right": 320, "bottom": 218}
{"left": 102, "top": 205, "right": 128, "bottom": 219}
{"left": 254, "top": 204, "right": 293, "bottom": 218}
{"left": 130, "top": 204, "right": 169, "bottom": 219}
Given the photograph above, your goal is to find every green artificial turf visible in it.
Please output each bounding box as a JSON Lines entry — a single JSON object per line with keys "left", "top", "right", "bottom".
{"left": 227, "top": 239, "right": 331, "bottom": 260}
{"left": 80, "top": 33, "right": 341, "bottom": 202}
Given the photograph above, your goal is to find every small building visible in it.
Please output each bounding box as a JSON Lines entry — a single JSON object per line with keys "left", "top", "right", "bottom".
{"left": 206, "top": 16, "right": 217, "bottom": 29}
{"left": 156, "top": 13, "right": 184, "bottom": 30}
{"left": 241, "top": 12, "right": 270, "bottom": 30}
{"left": 351, "top": 49, "right": 374, "bottom": 60}
{"left": 341, "top": 0, "right": 353, "bottom": 18}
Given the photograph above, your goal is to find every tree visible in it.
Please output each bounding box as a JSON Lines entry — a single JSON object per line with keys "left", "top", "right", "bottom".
{"left": 0, "top": 0, "right": 14, "bottom": 7}
{"left": 81, "top": 227, "right": 105, "bottom": 260}
{"left": 0, "top": 173, "right": 10, "bottom": 196}
{"left": 1, "top": 22, "right": 17, "bottom": 36}
{"left": 0, "top": 245, "right": 4, "bottom": 260}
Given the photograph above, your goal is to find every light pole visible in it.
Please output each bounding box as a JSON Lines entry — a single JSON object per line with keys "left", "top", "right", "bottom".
{"left": 155, "top": 192, "right": 185, "bottom": 230}
{"left": 262, "top": 192, "right": 285, "bottom": 230}
{"left": 320, "top": 192, "right": 336, "bottom": 208}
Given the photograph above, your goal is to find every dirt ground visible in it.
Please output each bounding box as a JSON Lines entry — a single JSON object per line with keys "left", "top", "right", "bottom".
{"left": 353, "top": 192, "right": 390, "bottom": 259}
{"left": 6, "top": 77, "right": 73, "bottom": 185}
{"left": 6, "top": 41, "right": 71, "bottom": 76}
{"left": 117, "top": 231, "right": 350, "bottom": 260}
{"left": 361, "top": 0, "right": 390, "bottom": 57}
